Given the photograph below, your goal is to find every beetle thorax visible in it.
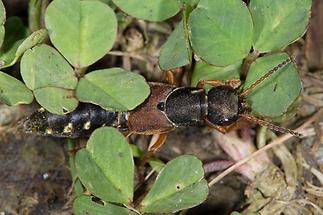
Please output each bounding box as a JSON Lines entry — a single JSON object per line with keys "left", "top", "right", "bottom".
{"left": 164, "top": 87, "right": 207, "bottom": 126}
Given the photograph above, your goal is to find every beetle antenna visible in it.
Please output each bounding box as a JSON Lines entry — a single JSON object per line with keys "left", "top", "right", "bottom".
{"left": 240, "top": 113, "right": 302, "bottom": 137}
{"left": 240, "top": 57, "right": 293, "bottom": 97}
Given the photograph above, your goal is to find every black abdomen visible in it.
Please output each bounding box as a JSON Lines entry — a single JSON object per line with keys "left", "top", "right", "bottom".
{"left": 23, "top": 104, "right": 128, "bottom": 138}
{"left": 164, "top": 87, "right": 207, "bottom": 126}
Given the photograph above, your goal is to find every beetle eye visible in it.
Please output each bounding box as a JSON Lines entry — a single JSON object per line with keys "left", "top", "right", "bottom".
{"left": 157, "top": 101, "right": 165, "bottom": 111}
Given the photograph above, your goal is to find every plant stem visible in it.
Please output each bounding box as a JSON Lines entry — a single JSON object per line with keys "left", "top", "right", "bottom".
{"left": 74, "top": 66, "right": 88, "bottom": 78}
{"left": 241, "top": 50, "right": 260, "bottom": 78}
{"left": 67, "top": 139, "right": 84, "bottom": 196}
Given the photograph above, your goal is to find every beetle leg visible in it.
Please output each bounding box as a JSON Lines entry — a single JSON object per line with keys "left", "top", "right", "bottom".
{"left": 166, "top": 70, "right": 176, "bottom": 85}
{"left": 197, "top": 79, "right": 241, "bottom": 89}
{"left": 140, "top": 133, "right": 168, "bottom": 167}
{"left": 210, "top": 124, "right": 229, "bottom": 133}
{"left": 205, "top": 118, "right": 238, "bottom": 133}
{"left": 123, "top": 131, "right": 132, "bottom": 138}
{"left": 166, "top": 68, "right": 183, "bottom": 86}
{"left": 147, "top": 133, "right": 168, "bottom": 153}
{"left": 140, "top": 133, "right": 168, "bottom": 168}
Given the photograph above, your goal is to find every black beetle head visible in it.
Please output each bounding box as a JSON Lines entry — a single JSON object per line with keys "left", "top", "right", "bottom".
{"left": 207, "top": 86, "right": 244, "bottom": 126}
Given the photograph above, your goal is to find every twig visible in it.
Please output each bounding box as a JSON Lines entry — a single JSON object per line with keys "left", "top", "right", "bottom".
{"left": 208, "top": 108, "right": 323, "bottom": 187}
{"left": 203, "top": 160, "right": 234, "bottom": 173}
{"left": 302, "top": 163, "right": 323, "bottom": 185}
{"left": 241, "top": 50, "right": 260, "bottom": 78}
{"left": 292, "top": 199, "right": 323, "bottom": 215}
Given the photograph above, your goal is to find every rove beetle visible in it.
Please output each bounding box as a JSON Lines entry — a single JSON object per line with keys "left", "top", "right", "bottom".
{"left": 23, "top": 57, "right": 301, "bottom": 153}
